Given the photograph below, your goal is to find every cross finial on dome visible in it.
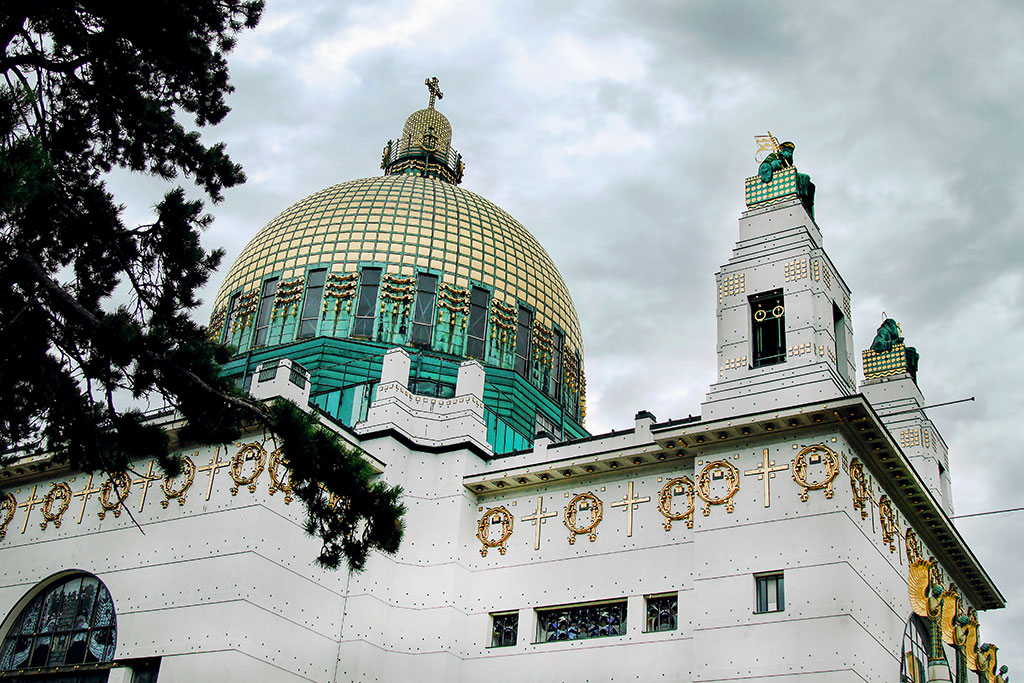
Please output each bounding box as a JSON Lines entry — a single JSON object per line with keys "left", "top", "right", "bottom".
{"left": 425, "top": 77, "right": 443, "bottom": 108}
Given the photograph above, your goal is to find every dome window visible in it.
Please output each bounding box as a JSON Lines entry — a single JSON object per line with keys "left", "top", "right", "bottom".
{"left": 411, "top": 274, "right": 438, "bottom": 347}
{"left": 466, "top": 287, "right": 490, "bottom": 360}
{"left": 515, "top": 306, "right": 533, "bottom": 379}
{"left": 253, "top": 278, "right": 279, "bottom": 347}
{"left": 298, "top": 269, "right": 327, "bottom": 339}
{"left": 353, "top": 268, "right": 382, "bottom": 339}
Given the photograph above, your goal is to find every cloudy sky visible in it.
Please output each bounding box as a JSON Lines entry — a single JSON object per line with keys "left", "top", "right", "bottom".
{"left": 114, "top": 0, "right": 1024, "bottom": 664}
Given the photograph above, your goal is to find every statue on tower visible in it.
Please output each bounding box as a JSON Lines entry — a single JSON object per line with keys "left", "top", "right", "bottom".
{"left": 752, "top": 133, "right": 815, "bottom": 217}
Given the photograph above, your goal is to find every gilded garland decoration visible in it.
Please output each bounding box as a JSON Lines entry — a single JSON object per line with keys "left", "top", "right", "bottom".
{"left": 848, "top": 458, "right": 870, "bottom": 519}
{"left": 791, "top": 444, "right": 839, "bottom": 501}
{"left": 40, "top": 482, "right": 72, "bottom": 530}
{"left": 476, "top": 506, "right": 514, "bottom": 557}
{"left": 267, "top": 450, "right": 294, "bottom": 504}
{"left": 695, "top": 461, "right": 740, "bottom": 516}
{"left": 905, "top": 527, "right": 923, "bottom": 564}
{"left": 98, "top": 473, "right": 132, "bottom": 519}
{"left": 657, "top": 477, "right": 695, "bottom": 531}
{"left": 230, "top": 443, "right": 266, "bottom": 495}
{"left": 161, "top": 455, "right": 196, "bottom": 507}
{"left": 564, "top": 492, "right": 603, "bottom": 544}
{"left": 878, "top": 495, "right": 898, "bottom": 552}
{"left": 0, "top": 493, "right": 15, "bottom": 540}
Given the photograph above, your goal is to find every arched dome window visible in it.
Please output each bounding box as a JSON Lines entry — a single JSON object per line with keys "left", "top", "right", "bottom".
{"left": 900, "top": 613, "right": 955, "bottom": 682}
{"left": 0, "top": 573, "right": 117, "bottom": 674}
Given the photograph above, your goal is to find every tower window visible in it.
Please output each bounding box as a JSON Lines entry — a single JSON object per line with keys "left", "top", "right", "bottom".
{"left": 352, "top": 267, "right": 382, "bottom": 338}
{"left": 410, "top": 273, "right": 438, "bottom": 346}
{"left": 833, "top": 302, "right": 850, "bottom": 385}
{"left": 515, "top": 306, "right": 533, "bottom": 378}
{"left": 750, "top": 289, "right": 786, "bottom": 368}
{"left": 755, "top": 572, "right": 784, "bottom": 613}
{"left": 298, "top": 269, "right": 327, "bottom": 339}
{"left": 253, "top": 277, "right": 279, "bottom": 347}
{"left": 466, "top": 286, "right": 490, "bottom": 360}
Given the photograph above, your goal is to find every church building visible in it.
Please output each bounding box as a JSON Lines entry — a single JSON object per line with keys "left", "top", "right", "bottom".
{"left": 0, "top": 81, "right": 1012, "bottom": 682}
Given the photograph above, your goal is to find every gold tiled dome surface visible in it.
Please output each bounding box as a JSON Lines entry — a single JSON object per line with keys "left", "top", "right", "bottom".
{"left": 402, "top": 108, "right": 452, "bottom": 150}
{"left": 213, "top": 173, "right": 583, "bottom": 359}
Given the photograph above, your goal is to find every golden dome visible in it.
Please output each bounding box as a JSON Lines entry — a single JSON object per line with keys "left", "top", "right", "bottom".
{"left": 402, "top": 108, "right": 452, "bottom": 151}
{"left": 212, "top": 173, "right": 583, "bottom": 362}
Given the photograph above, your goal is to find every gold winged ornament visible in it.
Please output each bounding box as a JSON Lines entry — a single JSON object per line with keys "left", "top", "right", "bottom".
{"left": 940, "top": 586, "right": 959, "bottom": 645}
{"left": 908, "top": 558, "right": 932, "bottom": 618}
{"left": 977, "top": 643, "right": 999, "bottom": 683}
{"left": 963, "top": 608, "right": 980, "bottom": 672}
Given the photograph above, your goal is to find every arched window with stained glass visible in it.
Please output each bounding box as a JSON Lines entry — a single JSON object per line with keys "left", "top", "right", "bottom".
{"left": 0, "top": 573, "right": 117, "bottom": 680}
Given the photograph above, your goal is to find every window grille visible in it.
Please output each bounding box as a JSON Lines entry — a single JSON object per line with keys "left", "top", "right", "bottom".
{"left": 645, "top": 594, "right": 678, "bottom": 632}
{"left": 536, "top": 600, "right": 626, "bottom": 643}
{"left": 490, "top": 612, "right": 518, "bottom": 648}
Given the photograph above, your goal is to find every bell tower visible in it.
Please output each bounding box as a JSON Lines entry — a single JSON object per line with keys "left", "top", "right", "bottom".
{"left": 702, "top": 136, "right": 856, "bottom": 419}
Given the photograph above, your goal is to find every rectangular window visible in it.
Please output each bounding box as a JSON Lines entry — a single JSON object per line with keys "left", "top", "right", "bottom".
{"left": 466, "top": 286, "right": 490, "bottom": 360}
{"left": 536, "top": 600, "right": 626, "bottom": 643}
{"left": 352, "top": 267, "right": 382, "bottom": 338}
{"left": 645, "top": 593, "right": 678, "bottom": 632}
{"left": 832, "top": 302, "right": 850, "bottom": 384}
{"left": 253, "top": 278, "right": 279, "bottom": 347}
{"left": 750, "top": 289, "right": 786, "bottom": 368}
{"left": 515, "top": 306, "right": 533, "bottom": 378}
{"left": 755, "top": 573, "right": 784, "bottom": 613}
{"left": 298, "top": 269, "right": 327, "bottom": 339}
{"left": 490, "top": 612, "right": 518, "bottom": 648}
{"left": 550, "top": 328, "right": 563, "bottom": 401}
{"left": 222, "top": 293, "right": 239, "bottom": 343}
{"left": 410, "top": 273, "right": 438, "bottom": 346}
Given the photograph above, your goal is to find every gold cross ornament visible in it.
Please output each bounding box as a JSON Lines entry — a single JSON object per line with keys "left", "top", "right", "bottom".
{"left": 18, "top": 485, "right": 43, "bottom": 534}
{"left": 198, "top": 450, "right": 231, "bottom": 501}
{"left": 73, "top": 475, "right": 102, "bottom": 524}
{"left": 133, "top": 461, "right": 161, "bottom": 512}
{"left": 522, "top": 496, "right": 557, "bottom": 550}
{"left": 610, "top": 481, "right": 651, "bottom": 537}
{"left": 744, "top": 449, "right": 789, "bottom": 507}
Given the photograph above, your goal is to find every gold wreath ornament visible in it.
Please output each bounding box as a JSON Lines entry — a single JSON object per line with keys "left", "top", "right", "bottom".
{"left": 658, "top": 477, "right": 695, "bottom": 531}
{"left": 696, "top": 461, "right": 740, "bottom": 516}
{"left": 564, "top": 492, "right": 603, "bottom": 544}
{"left": 161, "top": 455, "right": 196, "bottom": 507}
{"left": 98, "top": 473, "right": 132, "bottom": 519}
{"left": 40, "top": 482, "right": 72, "bottom": 530}
{"left": 230, "top": 443, "right": 266, "bottom": 495}
{"left": 477, "top": 506, "right": 514, "bottom": 557}
{"left": 0, "top": 493, "right": 15, "bottom": 540}
{"left": 791, "top": 444, "right": 839, "bottom": 501}
{"left": 267, "top": 450, "right": 294, "bottom": 504}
